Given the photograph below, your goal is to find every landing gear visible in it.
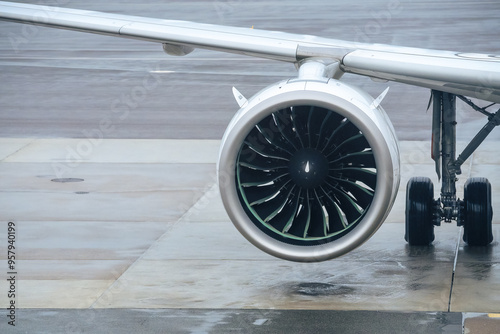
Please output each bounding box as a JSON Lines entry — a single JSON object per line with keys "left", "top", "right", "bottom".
{"left": 405, "top": 177, "right": 436, "bottom": 246}
{"left": 463, "top": 177, "right": 493, "bottom": 246}
{"left": 405, "top": 91, "right": 498, "bottom": 247}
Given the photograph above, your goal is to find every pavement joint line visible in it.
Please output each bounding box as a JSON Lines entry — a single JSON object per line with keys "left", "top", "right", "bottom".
{"left": 0, "top": 138, "right": 36, "bottom": 162}
{"left": 448, "top": 227, "right": 462, "bottom": 313}
{"left": 88, "top": 181, "right": 218, "bottom": 309}
{"left": 448, "top": 145, "right": 474, "bottom": 313}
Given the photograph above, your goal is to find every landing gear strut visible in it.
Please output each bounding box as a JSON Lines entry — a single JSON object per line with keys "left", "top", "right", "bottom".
{"left": 405, "top": 90, "right": 498, "bottom": 246}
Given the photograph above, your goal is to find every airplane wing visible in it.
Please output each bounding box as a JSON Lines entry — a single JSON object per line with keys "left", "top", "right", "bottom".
{"left": 0, "top": 1, "right": 499, "bottom": 103}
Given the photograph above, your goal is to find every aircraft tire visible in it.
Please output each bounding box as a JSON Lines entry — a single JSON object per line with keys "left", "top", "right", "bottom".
{"left": 405, "top": 177, "right": 435, "bottom": 246}
{"left": 463, "top": 177, "right": 493, "bottom": 246}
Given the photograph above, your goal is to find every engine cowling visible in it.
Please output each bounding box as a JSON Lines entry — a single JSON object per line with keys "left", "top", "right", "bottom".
{"left": 218, "top": 78, "right": 400, "bottom": 262}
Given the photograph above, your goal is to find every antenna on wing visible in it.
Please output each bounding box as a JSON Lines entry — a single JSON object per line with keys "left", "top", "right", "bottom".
{"left": 232, "top": 87, "right": 248, "bottom": 108}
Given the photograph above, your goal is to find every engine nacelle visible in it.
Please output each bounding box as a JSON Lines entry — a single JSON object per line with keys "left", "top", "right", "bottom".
{"left": 218, "top": 78, "right": 400, "bottom": 262}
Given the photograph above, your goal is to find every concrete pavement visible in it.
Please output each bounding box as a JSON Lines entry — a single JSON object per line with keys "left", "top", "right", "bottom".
{"left": 0, "top": 138, "right": 499, "bottom": 333}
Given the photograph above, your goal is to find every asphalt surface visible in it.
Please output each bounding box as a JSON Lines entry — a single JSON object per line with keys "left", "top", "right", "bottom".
{"left": 0, "top": 309, "right": 464, "bottom": 334}
{"left": 1, "top": 1, "right": 500, "bottom": 334}
{"left": 0, "top": 0, "right": 499, "bottom": 140}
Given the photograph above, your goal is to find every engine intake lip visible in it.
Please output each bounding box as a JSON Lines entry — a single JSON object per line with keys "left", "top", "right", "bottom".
{"left": 218, "top": 79, "right": 399, "bottom": 262}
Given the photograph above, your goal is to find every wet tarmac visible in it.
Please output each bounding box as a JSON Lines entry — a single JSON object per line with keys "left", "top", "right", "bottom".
{"left": 0, "top": 309, "right": 465, "bottom": 334}
{"left": 1, "top": 0, "right": 499, "bottom": 141}
{"left": 0, "top": 138, "right": 499, "bottom": 333}
{"left": 1, "top": 1, "right": 500, "bottom": 333}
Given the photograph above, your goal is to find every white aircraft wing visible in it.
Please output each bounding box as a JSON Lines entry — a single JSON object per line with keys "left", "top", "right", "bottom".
{"left": 1, "top": 1, "right": 499, "bottom": 103}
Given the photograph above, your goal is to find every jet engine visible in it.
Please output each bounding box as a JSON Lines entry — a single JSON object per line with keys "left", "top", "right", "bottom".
{"left": 218, "top": 77, "right": 400, "bottom": 262}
